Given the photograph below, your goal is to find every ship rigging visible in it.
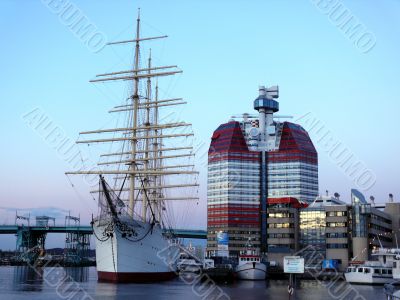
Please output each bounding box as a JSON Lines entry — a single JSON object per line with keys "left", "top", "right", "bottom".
{"left": 65, "top": 9, "right": 199, "bottom": 282}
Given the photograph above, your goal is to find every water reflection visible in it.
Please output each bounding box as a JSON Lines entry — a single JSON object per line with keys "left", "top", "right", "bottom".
{"left": 0, "top": 267, "right": 388, "bottom": 300}
{"left": 13, "top": 266, "right": 43, "bottom": 292}
{"left": 41, "top": 267, "right": 91, "bottom": 300}
{"left": 96, "top": 282, "right": 118, "bottom": 299}
{"left": 64, "top": 267, "right": 89, "bottom": 282}
{"left": 12, "top": 266, "right": 89, "bottom": 293}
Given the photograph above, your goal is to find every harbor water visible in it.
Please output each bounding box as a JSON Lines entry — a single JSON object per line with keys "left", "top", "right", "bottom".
{"left": 0, "top": 266, "right": 389, "bottom": 300}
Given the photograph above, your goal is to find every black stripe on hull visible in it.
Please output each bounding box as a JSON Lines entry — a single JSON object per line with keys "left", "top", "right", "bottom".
{"left": 98, "top": 271, "right": 177, "bottom": 283}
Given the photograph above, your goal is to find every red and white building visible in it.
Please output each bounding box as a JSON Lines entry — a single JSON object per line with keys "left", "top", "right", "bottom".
{"left": 207, "top": 86, "right": 318, "bottom": 257}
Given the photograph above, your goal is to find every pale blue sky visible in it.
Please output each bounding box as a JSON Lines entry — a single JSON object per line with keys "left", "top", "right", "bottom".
{"left": 1, "top": 0, "right": 400, "bottom": 248}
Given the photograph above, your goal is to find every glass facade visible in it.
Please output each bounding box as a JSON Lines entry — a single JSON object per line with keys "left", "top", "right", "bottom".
{"left": 267, "top": 161, "right": 318, "bottom": 202}
{"left": 208, "top": 156, "right": 260, "bottom": 206}
{"left": 350, "top": 189, "right": 392, "bottom": 253}
{"left": 351, "top": 189, "right": 370, "bottom": 238}
{"left": 300, "top": 208, "right": 326, "bottom": 260}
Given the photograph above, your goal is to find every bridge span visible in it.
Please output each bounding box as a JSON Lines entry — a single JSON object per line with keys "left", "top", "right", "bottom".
{"left": 0, "top": 225, "right": 207, "bottom": 239}
{"left": 0, "top": 213, "right": 206, "bottom": 265}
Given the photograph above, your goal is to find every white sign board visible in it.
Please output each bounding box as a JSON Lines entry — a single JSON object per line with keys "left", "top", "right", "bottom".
{"left": 283, "top": 256, "right": 304, "bottom": 274}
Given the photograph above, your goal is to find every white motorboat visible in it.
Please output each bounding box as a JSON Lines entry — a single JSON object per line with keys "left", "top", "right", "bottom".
{"left": 235, "top": 240, "right": 266, "bottom": 280}
{"left": 345, "top": 248, "right": 400, "bottom": 284}
{"left": 345, "top": 264, "right": 393, "bottom": 284}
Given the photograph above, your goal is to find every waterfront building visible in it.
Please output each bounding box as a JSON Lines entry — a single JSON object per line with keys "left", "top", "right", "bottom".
{"left": 206, "top": 86, "right": 318, "bottom": 257}
{"left": 299, "top": 195, "right": 350, "bottom": 271}
{"left": 351, "top": 189, "right": 392, "bottom": 262}
{"left": 384, "top": 194, "right": 400, "bottom": 247}
{"left": 266, "top": 197, "right": 307, "bottom": 265}
{"left": 297, "top": 190, "right": 395, "bottom": 272}
{"left": 207, "top": 121, "right": 261, "bottom": 257}
{"left": 206, "top": 86, "right": 400, "bottom": 272}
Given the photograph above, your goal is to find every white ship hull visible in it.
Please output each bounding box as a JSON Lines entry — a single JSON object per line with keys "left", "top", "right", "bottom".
{"left": 94, "top": 218, "right": 178, "bottom": 283}
{"left": 236, "top": 262, "right": 267, "bottom": 280}
{"left": 344, "top": 270, "right": 392, "bottom": 285}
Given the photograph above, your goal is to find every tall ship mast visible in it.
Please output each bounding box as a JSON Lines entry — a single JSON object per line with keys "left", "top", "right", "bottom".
{"left": 66, "top": 10, "right": 199, "bottom": 283}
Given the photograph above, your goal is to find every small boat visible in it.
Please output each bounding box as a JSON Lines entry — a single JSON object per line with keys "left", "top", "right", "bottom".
{"left": 345, "top": 265, "right": 393, "bottom": 284}
{"left": 235, "top": 239, "right": 266, "bottom": 280}
{"left": 177, "top": 258, "right": 202, "bottom": 274}
{"left": 345, "top": 248, "right": 400, "bottom": 284}
{"left": 177, "top": 243, "right": 203, "bottom": 274}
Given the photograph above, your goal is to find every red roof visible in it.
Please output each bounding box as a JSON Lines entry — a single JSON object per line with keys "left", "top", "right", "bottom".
{"left": 209, "top": 121, "right": 250, "bottom": 153}
{"left": 268, "top": 197, "right": 309, "bottom": 208}
{"left": 208, "top": 121, "right": 259, "bottom": 163}
{"left": 268, "top": 122, "right": 318, "bottom": 165}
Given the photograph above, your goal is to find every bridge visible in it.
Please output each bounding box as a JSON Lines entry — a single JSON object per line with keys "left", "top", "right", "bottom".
{"left": 0, "top": 225, "right": 207, "bottom": 239}
{"left": 0, "top": 225, "right": 92, "bottom": 235}
{"left": 0, "top": 213, "right": 206, "bottom": 265}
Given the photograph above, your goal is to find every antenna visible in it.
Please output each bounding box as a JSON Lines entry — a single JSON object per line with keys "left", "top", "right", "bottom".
{"left": 377, "top": 234, "right": 383, "bottom": 249}
{"left": 370, "top": 196, "right": 375, "bottom": 206}
{"left": 389, "top": 193, "right": 394, "bottom": 203}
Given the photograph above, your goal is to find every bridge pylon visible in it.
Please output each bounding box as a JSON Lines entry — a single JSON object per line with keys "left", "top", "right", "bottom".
{"left": 64, "top": 212, "right": 91, "bottom": 266}
{"left": 14, "top": 213, "right": 48, "bottom": 264}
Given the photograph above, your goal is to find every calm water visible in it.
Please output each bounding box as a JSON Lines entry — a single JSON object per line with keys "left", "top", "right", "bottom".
{"left": 0, "top": 266, "right": 389, "bottom": 300}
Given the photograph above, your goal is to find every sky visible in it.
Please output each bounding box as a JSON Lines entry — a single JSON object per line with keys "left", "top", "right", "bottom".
{"left": 1, "top": 0, "right": 400, "bottom": 249}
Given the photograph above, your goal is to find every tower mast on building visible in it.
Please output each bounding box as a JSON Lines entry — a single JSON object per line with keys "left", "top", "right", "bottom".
{"left": 254, "top": 85, "right": 279, "bottom": 150}
{"left": 253, "top": 85, "right": 279, "bottom": 252}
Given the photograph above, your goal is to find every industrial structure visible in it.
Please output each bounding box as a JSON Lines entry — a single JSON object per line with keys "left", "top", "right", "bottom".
{"left": 11, "top": 213, "right": 92, "bottom": 265}
{"left": 64, "top": 213, "right": 91, "bottom": 265}
{"left": 206, "top": 85, "right": 319, "bottom": 257}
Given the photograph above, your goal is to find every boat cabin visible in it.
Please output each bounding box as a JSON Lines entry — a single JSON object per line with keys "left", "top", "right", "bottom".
{"left": 239, "top": 255, "right": 260, "bottom": 263}
{"left": 346, "top": 266, "right": 392, "bottom": 277}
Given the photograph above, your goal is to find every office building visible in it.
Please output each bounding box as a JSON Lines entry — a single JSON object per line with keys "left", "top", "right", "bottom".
{"left": 207, "top": 86, "right": 318, "bottom": 257}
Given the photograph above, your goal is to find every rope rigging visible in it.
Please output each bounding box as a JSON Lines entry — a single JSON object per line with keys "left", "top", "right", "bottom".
{"left": 91, "top": 175, "right": 158, "bottom": 244}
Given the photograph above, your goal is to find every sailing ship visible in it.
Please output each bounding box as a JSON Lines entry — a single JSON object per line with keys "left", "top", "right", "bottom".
{"left": 66, "top": 10, "right": 199, "bottom": 283}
